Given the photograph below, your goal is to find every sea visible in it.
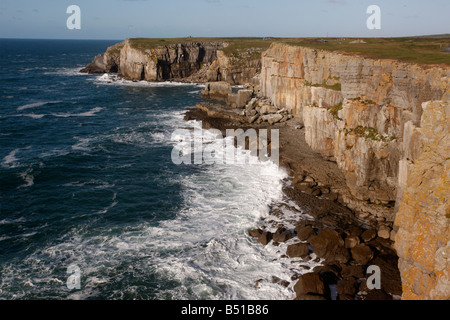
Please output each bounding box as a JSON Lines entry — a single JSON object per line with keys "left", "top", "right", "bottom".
{"left": 0, "top": 39, "right": 318, "bottom": 300}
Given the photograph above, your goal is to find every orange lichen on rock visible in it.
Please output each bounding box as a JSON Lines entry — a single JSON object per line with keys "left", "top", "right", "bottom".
{"left": 395, "top": 100, "right": 449, "bottom": 300}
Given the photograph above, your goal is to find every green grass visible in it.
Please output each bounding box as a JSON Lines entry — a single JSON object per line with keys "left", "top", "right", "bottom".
{"left": 125, "top": 35, "right": 450, "bottom": 66}
{"left": 304, "top": 80, "right": 342, "bottom": 91}
{"left": 354, "top": 97, "right": 376, "bottom": 105}
{"left": 108, "top": 44, "right": 124, "bottom": 55}
{"left": 280, "top": 36, "right": 450, "bottom": 66}
{"left": 128, "top": 37, "right": 273, "bottom": 55}
{"left": 344, "top": 126, "right": 397, "bottom": 143}
{"left": 329, "top": 102, "right": 343, "bottom": 120}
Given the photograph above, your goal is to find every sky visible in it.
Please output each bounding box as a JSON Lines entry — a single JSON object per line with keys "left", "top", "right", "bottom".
{"left": 0, "top": 0, "right": 448, "bottom": 40}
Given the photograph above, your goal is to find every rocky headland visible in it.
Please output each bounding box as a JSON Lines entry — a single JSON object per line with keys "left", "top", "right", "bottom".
{"left": 82, "top": 38, "right": 449, "bottom": 300}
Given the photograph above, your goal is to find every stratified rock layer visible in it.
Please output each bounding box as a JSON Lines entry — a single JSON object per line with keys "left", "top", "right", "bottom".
{"left": 82, "top": 39, "right": 262, "bottom": 85}
{"left": 261, "top": 43, "right": 449, "bottom": 221}
{"left": 394, "top": 101, "right": 449, "bottom": 300}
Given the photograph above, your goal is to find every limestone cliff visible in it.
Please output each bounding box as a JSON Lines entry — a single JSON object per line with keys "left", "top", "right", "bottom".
{"left": 81, "top": 42, "right": 123, "bottom": 74}
{"left": 261, "top": 43, "right": 449, "bottom": 221}
{"left": 259, "top": 43, "right": 449, "bottom": 300}
{"left": 82, "top": 39, "right": 262, "bottom": 85}
{"left": 394, "top": 101, "right": 449, "bottom": 300}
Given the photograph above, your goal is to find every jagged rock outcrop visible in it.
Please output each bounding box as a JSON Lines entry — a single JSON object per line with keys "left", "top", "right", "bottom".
{"left": 81, "top": 42, "right": 123, "bottom": 74}
{"left": 260, "top": 42, "right": 449, "bottom": 221}
{"left": 206, "top": 50, "right": 262, "bottom": 85}
{"left": 394, "top": 100, "right": 449, "bottom": 300}
{"left": 82, "top": 39, "right": 263, "bottom": 85}
{"left": 119, "top": 39, "right": 225, "bottom": 82}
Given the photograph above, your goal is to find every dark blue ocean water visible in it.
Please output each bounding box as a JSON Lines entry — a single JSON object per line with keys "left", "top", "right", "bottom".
{"left": 0, "top": 39, "right": 304, "bottom": 300}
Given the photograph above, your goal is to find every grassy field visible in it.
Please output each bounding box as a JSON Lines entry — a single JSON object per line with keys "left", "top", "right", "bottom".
{"left": 282, "top": 36, "right": 450, "bottom": 66}
{"left": 127, "top": 35, "right": 450, "bottom": 66}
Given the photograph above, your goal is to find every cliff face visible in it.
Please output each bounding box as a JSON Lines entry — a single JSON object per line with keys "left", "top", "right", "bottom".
{"left": 260, "top": 42, "right": 449, "bottom": 300}
{"left": 82, "top": 39, "right": 261, "bottom": 85}
{"left": 81, "top": 42, "right": 123, "bottom": 74}
{"left": 394, "top": 100, "right": 449, "bottom": 300}
{"left": 261, "top": 43, "right": 449, "bottom": 221}
{"left": 118, "top": 39, "right": 225, "bottom": 82}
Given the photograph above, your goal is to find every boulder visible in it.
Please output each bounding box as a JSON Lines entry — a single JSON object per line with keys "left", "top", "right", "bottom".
{"left": 249, "top": 229, "right": 263, "bottom": 238}
{"left": 378, "top": 225, "right": 392, "bottom": 240}
{"left": 261, "top": 114, "right": 284, "bottom": 125}
{"left": 351, "top": 244, "right": 374, "bottom": 265}
{"left": 344, "top": 225, "right": 364, "bottom": 237}
{"left": 370, "top": 255, "right": 403, "bottom": 297}
{"left": 309, "top": 228, "right": 350, "bottom": 263}
{"left": 271, "top": 276, "right": 290, "bottom": 288}
{"left": 260, "top": 104, "right": 278, "bottom": 115}
{"left": 201, "top": 82, "right": 232, "bottom": 100}
{"left": 286, "top": 243, "right": 310, "bottom": 258}
{"left": 361, "top": 229, "right": 377, "bottom": 243}
{"left": 236, "top": 90, "right": 253, "bottom": 108}
{"left": 258, "top": 232, "right": 273, "bottom": 246}
{"left": 340, "top": 265, "right": 364, "bottom": 279}
{"left": 246, "top": 109, "right": 257, "bottom": 117}
{"left": 294, "top": 272, "right": 327, "bottom": 297}
{"left": 314, "top": 265, "right": 341, "bottom": 285}
{"left": 226, "top": 93, "right": 238, "bottom": 108}
{"left": 249, "top": 115, "right": 259, "bottom": 124}
{"left": 296, "top": 182, "right": 315, "bottom": 193}
{"left": 345, "top": 236, "right": 360, "bottom": 249}
{"left": 273, "top": 228, "right": 293, "bottom": 243}
{"left": 304, "top": 176, "right": 316, "bottom": 185}
{"left": 246, "top": 98, "right": 257, "bottom": 111}
{"left": 337, "top": 278, "right": 358, "bottom": 297}
{"left": 322, "top": 192, "right": 339, "bottom": 202}
{"left": 295, "top": 225, "right": 316, "bottom": 242}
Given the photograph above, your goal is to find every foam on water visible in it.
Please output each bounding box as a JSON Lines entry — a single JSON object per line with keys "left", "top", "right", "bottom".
{"left": 21, "top": 114, "right": 46, "bottom": 119}
{"left": 17, "top": 101, "right": 62, "bottom": 111}
{"left": 43, "top": 67, "right": 89, "bottom": 76}
{"left": 18, "top": 168, "right": 35, "bottom": 189}
{"left": 94, "top": 73, "right": 205, "bottom": 88}
{"left": 0, "top": 117, "right": 319, "bottom": 300}
{"left": 0, "top": 41, "right": 320, "bottom": 300}
{"left": 52, "top": 107, "right": 104, "bottom": 118}
{"left": 2, "top": 148, "right": 20, "bottom": 167}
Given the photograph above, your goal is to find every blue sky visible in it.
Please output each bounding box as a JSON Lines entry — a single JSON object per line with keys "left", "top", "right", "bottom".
{"left": 0, "top": 0, "right": 448, "bottom": 39}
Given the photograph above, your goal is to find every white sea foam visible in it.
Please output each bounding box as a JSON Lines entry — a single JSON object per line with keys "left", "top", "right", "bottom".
{"left": 22, "top": 114, "right": 46, "bottom": 119}
{"left": 2, "top": 149, "right": 20, "bottom": 167}
{"left": 0, "top": 217, "right": 27, "bottom": 225}
{"left": 18, "top": 168, "right": 34, "bottom": 188}
{"left": 72, "top": 137, "right": 94, "bottom": 151}
{"left": 94, "top": 73, "right": 204, "bottom": 88}
{"left": 52, "top": 107, "right": 103, "bottom": 118}
{"left": 17, "top": 100, "right": 62, "bottom": 112}
{"left": 63, "top": 179, "right": 115, "bottom": 189}
{"left": 0, "top": 118, "right": 315, "bottom": 300}
{"left": 43, "top": 67, "right": 88, "bottom": 76}
{"left": 17, "top": 102, "right": 47, "bottom": 111}
{"left": 149, "top": 132, "right": 166, "bottom": 143}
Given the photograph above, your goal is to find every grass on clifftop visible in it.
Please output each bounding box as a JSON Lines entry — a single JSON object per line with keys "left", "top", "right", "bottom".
{"left": 281, "top": 36, "right": 450, "bottom": 66}
{"left": 127, "top": 35, "right": 450, "bottom": 66}
{"left": 128, "top": 37, "right": 274, "bottom": 57}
